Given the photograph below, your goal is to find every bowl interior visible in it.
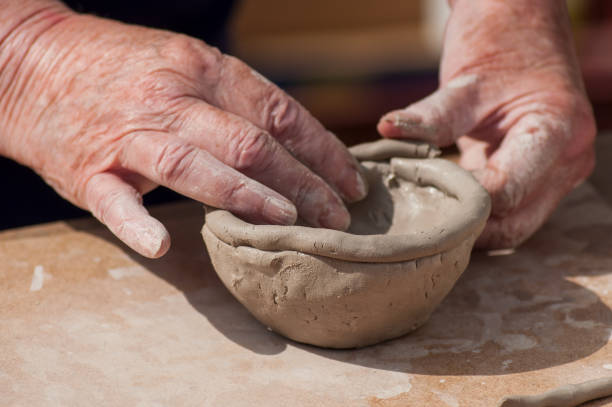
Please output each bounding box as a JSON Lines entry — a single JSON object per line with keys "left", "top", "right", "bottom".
{"left": 346, "top": 161, "right": 461, "bottom": 236}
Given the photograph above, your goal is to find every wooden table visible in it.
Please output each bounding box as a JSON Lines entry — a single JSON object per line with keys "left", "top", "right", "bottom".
{"left": 3, "top": 140, "right": 612, "bottom": 406}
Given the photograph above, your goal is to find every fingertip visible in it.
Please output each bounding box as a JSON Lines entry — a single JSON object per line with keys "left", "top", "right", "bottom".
{"left": 353, "top": 168, "right": 369, "bottom": 201}
{"left": 377, "top": 114, "right": 403, "bottom": 138}
{"left": 378, "top": 110, "right": 440, "bottom": 143}
{"left": 263, "top": 195, "right": 298, "bottom": 225}
{"left": 85, "top": 172, "right": 172, "bottom": 258}
{"left": 121, "top": 216, "right": 171, "bottom": 258}
{"left": 336, "top": 158, "right": 369, "bottom": 203}
{"left": 318, "top": 203, "right": 351, "bottom": 231}
{"left": 143, "top": 220, "right": 171, "bottom": 258}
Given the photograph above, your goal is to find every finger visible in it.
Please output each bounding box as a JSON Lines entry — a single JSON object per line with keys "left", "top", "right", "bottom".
{"left": 203, "top": 56, "right": 368, "bottom": 203}
{"left": 476, "top": 146, "right": 594, "bottom": 249}
{"left": 377, "top": 74, "right": 481, "bottom": 146}
{"left": 456, "top": 136, "right": 492, "bottom": 171}
{"left": 119, "top": 132, "right": 298, "bottom": 226}
{"left": 476, "top": 187, "right": 560, "bottom": 250}
{"left": 84, "top": 172, "right": 171, "bottom": 258}
{"left": 472, "top": 113, "right": 583, "bottom": 217}
{"left": 175, "top": 102, "right": 350, "bottom": 230}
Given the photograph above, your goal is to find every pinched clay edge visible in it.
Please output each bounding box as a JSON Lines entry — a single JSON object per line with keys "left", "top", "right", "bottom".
{"left": 204, "top": 157, "right": 491, "bottom": 263}
{"left": 349, "top": 138, "right": 441, "bottom": 161}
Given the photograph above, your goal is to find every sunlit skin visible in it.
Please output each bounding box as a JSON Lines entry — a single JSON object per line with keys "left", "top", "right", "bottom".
{"left": 0, "top": 0, "right": 596, "bottom": 258}
{"left": 378, "top": 0, "right": 596, "bottom": 249}
{"left": 0, "top": 1, "right": 368, "bottom": 258}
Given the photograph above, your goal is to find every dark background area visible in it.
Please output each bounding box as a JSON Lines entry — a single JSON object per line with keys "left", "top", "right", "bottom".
{"left": 2, "top": 0, "right": 611, "bottom": 230}
{"left": 0, "top": 0, "right": 237, "bottom": 230}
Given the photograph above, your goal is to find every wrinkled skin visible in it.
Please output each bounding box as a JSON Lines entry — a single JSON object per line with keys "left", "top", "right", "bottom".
{"left": 0, "top": 3, "right": 367, "bottom": 258}
{"left": 379, "top": 0, "right": 596, "bottom": 249}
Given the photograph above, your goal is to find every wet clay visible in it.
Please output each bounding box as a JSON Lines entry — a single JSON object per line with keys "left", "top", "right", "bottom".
{"left": 347, "top": 161, "right": 461, "bottom": 236}
{"left": 205, "top": 159, "right": 488, "bottom": 263}
{"left": 202, "top": 140, "right": 491, "bottom": 348}
{"left": 497, "top": 377, "right": 612, "bottom": 407}
{"left": 349, "top": 138, "right": 440, "bottom": 161}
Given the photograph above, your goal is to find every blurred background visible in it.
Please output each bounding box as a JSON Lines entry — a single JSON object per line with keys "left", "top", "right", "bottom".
{"left": 229, "top": 0, "right": 444, "bottom": 147}
{"left": 229, "top": 0, "right": 610, "bottom": 143}
{"left": 2, "top": 0, "right": 612, "bottom": 229}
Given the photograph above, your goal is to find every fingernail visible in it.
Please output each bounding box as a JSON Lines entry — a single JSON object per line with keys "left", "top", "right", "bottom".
{"left": 265, "top": 196, "right": 298, "bottom": 225}
{"left": 339, "top": 160, "right": 369, "bottom": 203}
{"left": 141, "top": 225, "right": 171, "bottom": 258}
{"left": 124, "top": 218, "right": 171, "bottom": 258}
{"left": 354, "top": 168, "right": 369, "bottom": 200}
{"left": 318, "top": 204, "right": 351, "bottom": 231}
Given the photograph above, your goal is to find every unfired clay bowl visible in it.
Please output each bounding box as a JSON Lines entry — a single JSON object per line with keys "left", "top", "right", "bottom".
{"left": 202, "top": 139, "right": 491, "bottom": 349}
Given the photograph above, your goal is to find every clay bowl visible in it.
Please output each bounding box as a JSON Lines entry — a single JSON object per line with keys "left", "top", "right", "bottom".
{"left": 202, "top": 139, "right": 491, "bottom": 349}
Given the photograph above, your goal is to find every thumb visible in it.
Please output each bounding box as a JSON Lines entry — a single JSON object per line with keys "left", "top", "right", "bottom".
{"left": 378, "top": 74, "right": 480, "bottom": 147}
{"left": 85, "top": 172, "right": 171, "bottom": 258}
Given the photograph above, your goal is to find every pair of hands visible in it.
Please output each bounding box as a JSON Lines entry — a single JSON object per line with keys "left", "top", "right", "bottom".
{"left": 0, "top": 0, "right": 595, "bottom": 258}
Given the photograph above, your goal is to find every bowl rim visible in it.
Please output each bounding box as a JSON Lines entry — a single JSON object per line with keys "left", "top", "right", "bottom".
{"left": 203, "top": 140, "right": 491, "bottom": 263}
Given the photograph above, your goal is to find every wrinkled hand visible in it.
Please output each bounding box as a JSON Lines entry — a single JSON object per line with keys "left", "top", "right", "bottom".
{"left": 0, "top": 7, "right": 367, "bottom": 258}
{"left": 378, "top": 0, "right": 595, "bottom": 249}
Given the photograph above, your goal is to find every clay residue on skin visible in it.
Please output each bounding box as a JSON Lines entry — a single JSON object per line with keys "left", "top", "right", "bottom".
{"left": 497, "top": 377, "right": 612, "bottom": 407}
{"left": 393, "top": 116, "right": 439, "bottom": 138}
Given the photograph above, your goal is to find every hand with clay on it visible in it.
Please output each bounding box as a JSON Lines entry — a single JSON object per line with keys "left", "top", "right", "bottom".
{"left": 378, "top": 0, "right": 596, "bottom": 249}
{"left": 0, "top": 1, "right": 368, "bottom": 258}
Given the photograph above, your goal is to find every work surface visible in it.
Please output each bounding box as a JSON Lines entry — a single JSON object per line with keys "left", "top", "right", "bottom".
{"left": 3, "top": 144, "right": 612, "bottom": 406}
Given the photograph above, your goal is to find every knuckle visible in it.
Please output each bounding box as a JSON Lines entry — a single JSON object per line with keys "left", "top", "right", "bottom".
{"left": 163, "top": 34, "right": 222, "bottom": 67}
{"left": 220, "top": 53, "right": 241, "bottom": 69}
{"left": 94, "top": 189, "right": 121, "bottom": 223}
{"left": 219, "top": 54, "right": 257, "bottom": 80}
{"left": 221, "top": 179, "right": 249, "bottom": 208}
{"left": 154, "top": 142, "right": 198, "bottom": 184}
{"left": 155, "top": 35, "right": 224, "bottom": 90}
{"left": 217, "top": 54, "right": 244, "bottom": 82}
{"left": 261, "top": 88, "right": 300, "bottom": 139}
{"left": 88, "top": 179, "right": 136, "bottom": 224}
{"left": 229, "top": 127, "right": 276, "bottom": 173}
{"left": 192, "top": 43, "right": 224, "bottom": 78}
